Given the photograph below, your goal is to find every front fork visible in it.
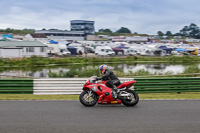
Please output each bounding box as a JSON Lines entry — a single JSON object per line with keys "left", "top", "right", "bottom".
{"left": 84, "top": 90, "right": 94, "bottom": 102}
{"left": 87, "top": 90, "right": 92, "bottom": 97}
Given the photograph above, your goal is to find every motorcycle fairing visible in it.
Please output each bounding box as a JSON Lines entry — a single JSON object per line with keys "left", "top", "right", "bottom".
{"left": 117, "top": 80, "right": 136, "bottom": 89}
{"left": 83, "top": 83, "right": 120, "bottom": 104}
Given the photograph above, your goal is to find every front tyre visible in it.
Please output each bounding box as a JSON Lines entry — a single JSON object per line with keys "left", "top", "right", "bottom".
{"left": 121, "top": 90, "right": 139, "bottom": 107}
{"left": 79, "top": 90, "right": 98, "bottom": 107}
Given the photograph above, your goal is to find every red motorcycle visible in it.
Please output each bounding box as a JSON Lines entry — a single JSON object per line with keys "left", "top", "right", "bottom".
{"left": 79, "top": 76, "right": 139, "bottom": 107}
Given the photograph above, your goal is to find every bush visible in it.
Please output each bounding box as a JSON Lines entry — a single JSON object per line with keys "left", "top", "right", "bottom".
{"left": 183, "top": 65, "right": 200, "bottom": 74}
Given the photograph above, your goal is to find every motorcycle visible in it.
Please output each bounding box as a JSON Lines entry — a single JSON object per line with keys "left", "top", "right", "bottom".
{"left": 79, "top": 76, "right": 139, "bottom": 107}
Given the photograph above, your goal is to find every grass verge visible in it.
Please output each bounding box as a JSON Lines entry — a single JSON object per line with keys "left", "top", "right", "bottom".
{"left": 0, "top": 92, "right": 199, "bottom": 100}
{"left": 138, "top": 92, "right": 200, "bottom": 99}
{"left": 1, "top": 56, "right": 200, "bottom": 67}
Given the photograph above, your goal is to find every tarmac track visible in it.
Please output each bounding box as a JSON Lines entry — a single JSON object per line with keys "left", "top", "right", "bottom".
{"left": 0, "top": 100, "right": 200, "bottom": 133}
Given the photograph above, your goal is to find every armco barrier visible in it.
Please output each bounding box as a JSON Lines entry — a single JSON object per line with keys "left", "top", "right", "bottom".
{"left": 33, "top": 78, "right": 133, "bottom": 95}
{"left": 0, "top": 79, "right": 33, "bottom": 94}
{"left": 1, "top": 77, "right": 200, "bottom": 94}
{"left": 34, "top": 77, "right": 200, "bottom": 94}
{"left": 134, "top": 77, "right": 200, "bottom": 93}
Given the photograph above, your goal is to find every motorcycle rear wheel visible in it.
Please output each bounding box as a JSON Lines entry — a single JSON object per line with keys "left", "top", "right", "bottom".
{"left": 79, "top": 90, "right": 98, "bottom": 107}
{"left": 121, "top": 90, "right": 139, "bottom": 107}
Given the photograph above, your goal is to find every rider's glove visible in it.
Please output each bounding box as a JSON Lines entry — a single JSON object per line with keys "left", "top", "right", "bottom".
{"left": 96, "top": 77, "right": 102, "bottom": 80}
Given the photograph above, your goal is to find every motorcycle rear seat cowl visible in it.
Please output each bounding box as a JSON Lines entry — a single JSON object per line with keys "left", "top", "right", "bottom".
{"left": 117, "top": 80, "right": 136, "bottom": 89}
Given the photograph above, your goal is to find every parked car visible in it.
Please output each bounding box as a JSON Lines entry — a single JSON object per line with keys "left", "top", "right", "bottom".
{"left": 95, "top": 46, "right": 115, "bottom": 56}
{"left": 126, "top": 48, "right": 137, "bottom": 56}
{"left": 46, "top": 43, "right": 71, "bottom": 56}
{"left": 86, "top": 46, "right": 95, "bottom": 53}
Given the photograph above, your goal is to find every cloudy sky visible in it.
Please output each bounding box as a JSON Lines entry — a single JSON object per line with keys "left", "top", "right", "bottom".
{"left": 0, "top": 0, "right": 199, "bottom": 34}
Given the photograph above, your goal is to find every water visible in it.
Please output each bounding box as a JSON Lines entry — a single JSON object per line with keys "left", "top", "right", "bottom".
{"left": 0, "top": 63, "right": 199, "bottom": 78}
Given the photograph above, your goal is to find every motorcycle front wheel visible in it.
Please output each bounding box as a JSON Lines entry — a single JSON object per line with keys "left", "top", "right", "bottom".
{"left": 121, "top": 90, "right": 139, "bottom": 107}
{"left": 79, "top": 90, "right": 98, "bottom": 107}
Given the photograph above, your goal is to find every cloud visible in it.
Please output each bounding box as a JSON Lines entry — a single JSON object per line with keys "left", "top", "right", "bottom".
{"left": 0, "top": 0, "right": 200, "bottom": 34}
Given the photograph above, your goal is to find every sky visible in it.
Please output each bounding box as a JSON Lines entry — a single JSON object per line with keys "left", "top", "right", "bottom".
{"left": 0, "top": 0, "right": 200, "bottom": 35}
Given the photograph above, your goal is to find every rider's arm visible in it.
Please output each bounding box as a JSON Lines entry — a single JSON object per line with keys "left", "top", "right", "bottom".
{"left": 101, "top": 70, "right": 110, "bottom": 79}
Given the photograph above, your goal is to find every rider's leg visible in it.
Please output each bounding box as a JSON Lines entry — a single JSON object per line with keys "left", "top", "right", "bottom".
{"left": 113, "top": 80, "right": 121, "bottom": 93}
{"left": 106, "top": 80, "right": 117, "bottom": 99}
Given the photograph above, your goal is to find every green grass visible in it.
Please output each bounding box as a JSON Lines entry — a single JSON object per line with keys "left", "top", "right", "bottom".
{"left": 1, "top": 56, "right": 200, "bottom": 67}
{"left": 0, "top": 92, "right": 199, "bottom": 100}
{"left": 0, "top": 94, "right": 79, "bottom": 100}
{"left": 139, "top": 92, "right": 200, "bottom": 99}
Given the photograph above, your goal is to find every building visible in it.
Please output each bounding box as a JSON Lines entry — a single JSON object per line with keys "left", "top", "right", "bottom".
{"left": 25, "top": 33, "right": 48, "bottom": 42}
{"left": 110, "top": 36, "right": 149, "bottom": 43}
{"left": 70, "top": 20, "right": 95, "bottom": 35}
{"left": 86, "top": 35, "right": 99, "bottom": 41}
{"left": 185, "top": 38, "right": 200, "bottom": 43}
{"left": 35, "top": 29, "right": 85, "bottom": 41}
{"left": 35, "top": 20, "right": 95, "bottom": 41}
{"left": 0, "top": 41, "right": 48, "bottom": 58}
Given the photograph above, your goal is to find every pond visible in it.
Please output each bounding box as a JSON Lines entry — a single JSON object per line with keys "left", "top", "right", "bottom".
{"left": 0, "top": 63, "right": 200, "bottom": 78}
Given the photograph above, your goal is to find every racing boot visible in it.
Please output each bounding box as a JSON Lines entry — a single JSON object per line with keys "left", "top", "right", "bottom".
{"left": 111, "top": 91, "right": 117, "bottom": 101}
{"left": 111, "top": 86, "right": 119, "bottom": 100}
{"left": 113, "top": 85, "right": 120, "bottom": 94}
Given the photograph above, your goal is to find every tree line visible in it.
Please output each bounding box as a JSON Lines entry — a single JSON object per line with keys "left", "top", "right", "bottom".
{"left": 1, "top": 23, "right": 200, "bottom": 39}
{"left": 98, "top": 23, "right": 200, "bottom": 39}
{"left": 0, "top": 28, "right": 35, "bottom": 34}
{"left": 157, "top": 23, "right": 200, "bottom": 39}
{"left": 98, "top": 27, "right": 132, "bottom": 34}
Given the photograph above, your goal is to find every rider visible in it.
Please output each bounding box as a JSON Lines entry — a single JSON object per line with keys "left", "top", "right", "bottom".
{"left": 98, "top": 64, "right": 121, "bottom": 99}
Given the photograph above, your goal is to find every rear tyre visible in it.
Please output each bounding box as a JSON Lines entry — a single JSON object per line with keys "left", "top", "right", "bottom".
{"left": 121, "top": 90, "right": 139, "bottom": 107}
{"left": 79, "top": 90, "right": 98, "bottom": 107}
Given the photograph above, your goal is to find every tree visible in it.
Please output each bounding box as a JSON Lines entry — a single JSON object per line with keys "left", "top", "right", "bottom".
{"left": 104, "top": 29, "right": 112, "bottom": 33}
{"left": 180, "top": 26, "right": 189, "bottom": 37}
{"left": 5, "top": 28, "right": 12, "bottom": 33}
{"left": 165, "top": 31, "right": 173, "bottom": 36}
{"left": 188, "top": 23, "right": 200, "bottom": 39}
{"left": 116, "top": 27, "right": 131, "bottom": 33}
{"left": 98, "top": 28, "right": 112, "bottom": 33}
{"left": 173, "top": 33, "right": 181, "bottom": 36}
{"left": 157, "top": 31, "right": 164, "bottom": 36}
{"left": 179, "top": 23, "right": 200, "bottom": 39}
{"left": 98, "top": 29, "right": 104, "bottom": 33}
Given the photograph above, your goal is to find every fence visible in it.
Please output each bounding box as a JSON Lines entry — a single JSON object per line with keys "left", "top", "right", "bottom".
{"left": 33, "top": 78, "right": 133, "bottom": 95}
{"left": 0, "top": 79, "right": 33, "bottom": 94}
{"left": 134, "top": 77, "right": 200, "bottom": 93}
{"left": 0, "top": 77, "right": 200, "bottom": 94}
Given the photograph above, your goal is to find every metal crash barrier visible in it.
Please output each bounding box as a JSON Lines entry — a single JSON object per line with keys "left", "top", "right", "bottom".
{"left": 33, "top": 78, "right": 133, "bottom": 95}
{"left": 134, "top": 77, "right": 200, "bottom": 93}
{"left": 0, "top": 79, "right": 33, "bottom": 94}
{"left": 0, "top": 77, "right": 200, "bottom": 94}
